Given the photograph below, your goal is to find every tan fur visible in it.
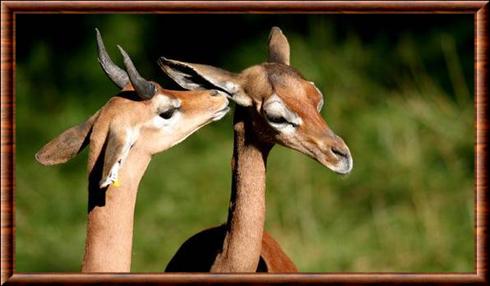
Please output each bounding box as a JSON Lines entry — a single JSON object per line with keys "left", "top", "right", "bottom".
{"left": 210, "top": 110, "right": 270, "bottom": 272}
{"left": 162, "top": 27, "right": 353, "bottom": 272}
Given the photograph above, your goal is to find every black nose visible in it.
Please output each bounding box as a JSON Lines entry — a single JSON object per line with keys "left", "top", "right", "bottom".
{"left": 331, "top": 146, "right": 349, "bottom": 159}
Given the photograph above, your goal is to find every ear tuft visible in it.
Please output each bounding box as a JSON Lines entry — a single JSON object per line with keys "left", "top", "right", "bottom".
{"left": 268, "top": 26, "right": 290, "bottom": 65}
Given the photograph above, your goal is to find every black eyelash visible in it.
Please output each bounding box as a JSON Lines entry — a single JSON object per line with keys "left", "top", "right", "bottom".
{"left": 159, "top": 108, "right": 176, "bottom": 119}
{"left": 266, "top": 113, "right": 289, "bottom": 125}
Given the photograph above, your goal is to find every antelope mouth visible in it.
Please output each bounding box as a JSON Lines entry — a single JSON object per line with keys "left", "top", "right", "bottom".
{"left": 212, "top": 106, "right": 230, "bottom": 121}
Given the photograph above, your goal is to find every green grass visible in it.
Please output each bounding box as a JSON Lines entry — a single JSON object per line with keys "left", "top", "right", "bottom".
{"left": 15, "top": 15, "right": 473, "bottom": 272}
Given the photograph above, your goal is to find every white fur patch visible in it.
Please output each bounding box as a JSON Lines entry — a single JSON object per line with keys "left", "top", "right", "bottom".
{"left": 99, "top": 162, "right": 121, "bottom": 188}
{"left": 225, "top": 81, "right": 238, "bottom": 93}
{"left": 263, "top": 94, "right": 302, "bottom": 133}
{"left": 147, "top": 93, "right": 183, "bottom": 132}
{"left": 154, "top": 93, "right": 181, "bottom": 109}
{"left": 172, "top": 99, "right": 181, "bottom": 108}
{"left": 99, "top": 128, "right": 139, "bottom": 189}
{"left": 151, "top": 111, "right": 181, "bottom": 132}
{"left": 233, "top": 94, "right": 253, "bottom": 106}
{"left": 279, "top": 124, "right": 297, "bottom": 135}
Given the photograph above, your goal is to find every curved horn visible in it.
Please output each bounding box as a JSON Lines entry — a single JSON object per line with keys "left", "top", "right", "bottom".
{"left": 117, "top": 45, "right": 155, "bottom": 99}
{"left": 95, "top": 28, "right": 129, "bottom": 89}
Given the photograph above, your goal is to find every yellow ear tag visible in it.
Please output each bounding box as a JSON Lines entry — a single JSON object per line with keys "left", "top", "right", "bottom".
{"left": 112, "top": 179, "right": 121, "bottom": 188}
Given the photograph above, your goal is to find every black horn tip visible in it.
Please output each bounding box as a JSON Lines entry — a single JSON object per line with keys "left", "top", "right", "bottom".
{"left": 118, "top": 45, "right": 155, "bottom": 100}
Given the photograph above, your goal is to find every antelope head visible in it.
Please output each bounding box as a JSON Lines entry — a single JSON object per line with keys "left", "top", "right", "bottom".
{"left": 159, "top": 27, "right": 352, "bottom": 174}
{"left": 35, "top": 29, "right": 230, "bottom": 188}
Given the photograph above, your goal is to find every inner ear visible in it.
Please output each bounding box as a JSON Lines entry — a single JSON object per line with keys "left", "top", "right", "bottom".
{"left": 162, "top": 60, "right": 228, "bottom": 93}
{"left": 158, "top": 57, "right": 252, "bottom": 106}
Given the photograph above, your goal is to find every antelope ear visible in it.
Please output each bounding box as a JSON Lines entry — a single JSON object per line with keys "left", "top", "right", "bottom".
{"left": 99, "top": 126, "right": 138, "bottom": 189}
{"left": 35, "top": 111, "right": 99, "bottom": 166}
{"left": 268, "top": 26, "right": 290, "bottom": 65}
{"left": 158, "top": 57, "right": 252, "bottom": 106}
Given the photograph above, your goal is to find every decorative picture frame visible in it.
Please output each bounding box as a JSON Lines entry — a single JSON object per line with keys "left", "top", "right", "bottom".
{"left": 1, "top": 1, "right": 487, "bottom": 284}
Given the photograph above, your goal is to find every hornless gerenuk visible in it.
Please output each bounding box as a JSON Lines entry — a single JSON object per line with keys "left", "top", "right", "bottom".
{"left": 35, "top": 29, "right": 230, "bottom": 272}
{"left": 160, "top": 26, "right": 353, "bottom": 272}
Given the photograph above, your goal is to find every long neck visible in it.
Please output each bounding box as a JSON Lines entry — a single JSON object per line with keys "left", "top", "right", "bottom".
{"left": 81, "top": 148, "right": 150, "bottom": 272}
{"left": 211, "top": 107, "right": 273, "bottom": 272}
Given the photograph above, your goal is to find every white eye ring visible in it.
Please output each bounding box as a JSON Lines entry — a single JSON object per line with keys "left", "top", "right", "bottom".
{"left": 264, "top": 101, "right": 291, "bottom": 126}
{"left": 152, "top": 110, "right": 181, "bottom": 130}
{"left": 265, "top": 111, "right": 290, "bottom": 126}
{"left": 263, "top": 98, "right": 301, "bottom": 130}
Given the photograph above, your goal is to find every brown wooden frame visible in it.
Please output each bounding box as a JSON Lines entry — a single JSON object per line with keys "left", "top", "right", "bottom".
{"left": 1, "top": 1, "right": 488, "bottom": 285}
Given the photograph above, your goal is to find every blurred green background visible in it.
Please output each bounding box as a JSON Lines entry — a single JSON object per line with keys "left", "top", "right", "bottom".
{"left": 16, "top": 14, "right": 474, "bottom": 272}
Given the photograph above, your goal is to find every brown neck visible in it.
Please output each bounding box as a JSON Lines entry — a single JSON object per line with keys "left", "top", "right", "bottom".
{"left": 81, "top": 147, "right": 150, "bottom": 272}
{"left": 211, "top": 107, "right": 273, "bottom": 272}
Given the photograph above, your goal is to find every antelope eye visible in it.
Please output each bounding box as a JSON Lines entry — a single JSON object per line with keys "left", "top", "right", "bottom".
{"left": 159, "top": 108, "right": 177, "bottom": 119}
{"left": 266, "top": 113, "right": 289, "bottom": 125}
